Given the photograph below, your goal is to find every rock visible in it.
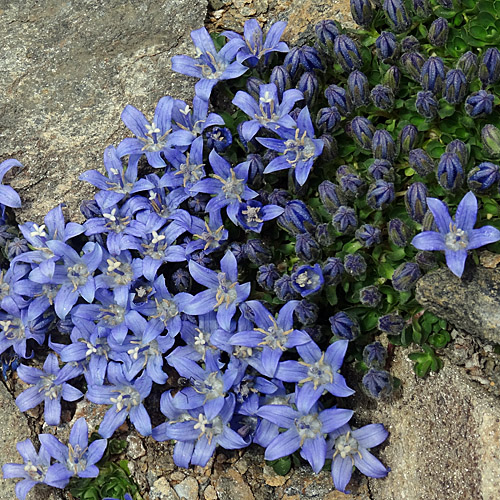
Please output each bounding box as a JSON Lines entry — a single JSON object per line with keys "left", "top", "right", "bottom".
{"left": 215, "top": 469, "right": 255, "bottom": 500}
{"left": 352, "top": 347, "right": 500, "bottom": 500}
{"left": 1, "top": 0, "right": 208, "bottom": 224}
{"left": 126, "top": 433, "right": 146, "bottom": 460}
{"left": 151, "top": 477, "right": 181, "bottom": 500}
{"left": 173, "top": 476, "right": 199, "bottom": 500}
{"left": 415, "top": 263, "right": 500, "bottom": 343}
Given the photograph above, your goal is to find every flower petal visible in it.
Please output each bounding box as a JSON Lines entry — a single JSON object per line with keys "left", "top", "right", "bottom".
{"left": 411, "top": 231, "right": 446, "bottom": 251}
{"left": 444, "top": 248, "right": 468, "bottom": 278}
{"left": 426, "top": 197, "right": 452, "bottom": 234}
{"left": 455, "top": 191, "right": 477, "bottom": 232}
{"left": 264, "top": 428, "right": 301, "bottom": 460}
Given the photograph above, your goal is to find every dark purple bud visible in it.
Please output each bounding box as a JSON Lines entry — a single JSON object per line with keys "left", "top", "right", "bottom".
{"left": 274, "top": 274, "right": 299, "bottom": 301}
{"left": 446, "top": 139, "right": 468, "bottom": 167}
{"left": 482, "top": 124, "right": 500, "bottom": 158}
{"left": 323, "top": 256, "right": 345, "bottom": 286}
{"left": 295, "top": 232, "right": 322, "bottom": 262}
{"left": 435, "top": 0, "right": 452, "bottom": 7}
{"left": 359, "top": 285, "right": 383, "bottom": 308}
{"left": 332, "top": 206, "right": 357, "bottom": 233}
{"left": 401, "top": 52, "right": 427, "bottom": 81}
{"left": 363, "top": 341, "right": 387, "bottom": 368}
{"left": 383, "top": 0, "right": 411, "bottom": 33}
{"left": 347, "top": 70, "right": 370, "bottom": 108}
{"left": 444, "top": 69, "right": 467, "bottom": 104}
{"left": 284, "top": 46, "right": 323, "bottom": 78}
{"left": 372, "top": 129, "right": 397, "bottom": 163}
{"left": 325, "top": 84, "right": 352, "bottom": 116}
{"left": 344, "top": 253, "right": 367, "bottom": 277}
{"left": 366, "top": 180, "right": 395, "bottom": 210}
{"left": 420, "top": 56, "right": 446, "bottom": 94}
{"left": 422, "top": 208, "right": 438, "bottom": 232}
{"left": 398, "top": 124, "right": 418, "bottom": 156}
{"left": 467, "top": 162, "right": 500, "bottom": 193}
{"left": 316, "top": 107, "right": 342, "bottom": 133}
{"left": 333, "top": 34, "right": 363, "bottom": 73}
{"left": 457, "top": 51, "right": 479, "bottom": 83}
{"left": 405, "top": 181, "right": 428, "bottom": 223}
{"left": 392, "top": 262, "right": 421, "bottom": 292}
{"left": 437, "top": 152, "right": 463, "bottom": 190}
{"left": 315, "top": 19, "right": 341, "bottom": 54}
{"left": 376, "top": 31, "right": 399, "bottom": 62}
{"left": 188, "top": 193, "right": 210, "bottom": 213}
{"left": 244, "top": 239, "right": 272, "bottom": 265}
{"left": 336, "top": 164, "right": 354, "bottom": 180}
{"left": 428, "top": 17, "right": 449, "bottom": 47}
{"left": 350, "top": 116, "right": 375, "bottom": 150}
{"left": 190, "top": 250, "right": 212, "bottom": 267}
{"left": 246, "top": 154, "right": 265, "bottom": 188}
{"left": 297, "top": 71, "right": 318, "bottom": 107}
{"left": 246, "top": 76, "right": 264, "bottom": 100}
{"left": 268, "top": 188, "right": 292, "bottom": 207}
{"left": 368, "top": 159, "right": 394, "bottom": 181}
{"left": 6, "top": 237, "right": 29, "bottom": 259}
{"left": 319, "top": 180, "right": 344, "bottom": 214}
{"left": 382, "top": 65, "right": 402, "bottom": 91}
{"left": 350, "top": 0, "right": 374, "bottom": 27}
{"left": 479, "top": 47, "right": 500, "bottom": 87}
{"left": 465, "top": 90, "right": 495, "bottom": 118}
{"left": 415, "top": 90, "right": 439, "bottom": 120}
{"left": 401, "top": 35, "right": 420, "bottom": 53}
{"left": 340, "top": 173, "right": 366, "bottom": 199}
{"left": 206, "top": 126, "right": 232, "bottom": 153}
{"left": 270, "top": 65, "right": 292, "bottom": 101}
{"left": 315, "top": 223, "right": 334, "bottom": 246}
{"left": 279, "top": 200, "right": 316, "bottom": 234}
{"left": 356, "top": 224, "right": 382, "bottom": 248}
{"left": 330, "top": 312, "right": 360, "bottom": 340}
{"left": 229, "top": 242, "right": 245, "bottom": 263}
{"left": 409, "top": 148, "right": 435, "bottom": 176}
{"left": 378, "top": 313, "right": 405, "bottom": 334}
{"left": 370, "top": 84, "right": 395, "bottom": 111}
{"left": 362, "top": 368, "right": 393, "bottom": 399}
{"left": 411, "top": 0, "right": 432, "bottom": 18}
{"left": 320, "top": 134, "right": 338, "bottom": 161}
{"left": 415, "top": 250, "right": 437, "bottom": 270}
{"left": 388, "top": 218, "right": 413, "bottom": 247}
{"left": 257, "top": 263, "right": 280, "bottom": 291}
{"left": 171, "top": 268, "right": 192, "bottom": 293}
{"left": 295, "top": 300, "right": 319, "bottom": 326}
{"left": 0, "top": 224, "right": 14, "bottom": 246}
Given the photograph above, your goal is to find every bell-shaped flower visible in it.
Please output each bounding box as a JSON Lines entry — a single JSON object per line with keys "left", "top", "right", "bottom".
{"left": 0, "top": 159, "right": 23, "bottom": 208}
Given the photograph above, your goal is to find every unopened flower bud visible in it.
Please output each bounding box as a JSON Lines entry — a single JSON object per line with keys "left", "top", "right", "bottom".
{"left": 382, "top": 65, "right": 402, "bottom": 91}
{"left": 319, "top": 180, "right": 344, "bottom": 214}
{"left": 444, "top": 69, "right": 467, "bottom": 104}
{"left": 332, "top": 206, "right": 358, "bottom": 233}
{"left": 415, "top": 90, "right": 439, "bottom": 120}
{"left": 371, "top": 84, "right": 395, "bottom": 111}
{"left": 401, "top": 52, "right": 426, "bottom": 81}
{"left": 274, "top": 274, "right": 299, "bottom": 301}
{"left": 323, "top": 257, "right": 345, "bottom": 285}
{"left": 347, "top": 70, "right": 370, "bottom": 108}
{"left": 246, "top": 77, "right": 264, "bottom": 100}
{"left": 388, "top": 218, "right": 413, "bottom": 247}
{"left": 295, "top": 232, "right": 322, "bottom": 262}
{"left": 334, "top": 34, "right": 363, "bottom": 73}
{"left": 383, "top": 0, "right": 411, "bottom": 33}
{"left": 344, "top": 253, "right": 367, "bottom": 277}
{"left": 465, "top": 90, "right": 495, "bottom": 118}
{"left": 376, "top": 31, "right": 399, "bottom": 62}
{"left": 467, "top": 162, "right": 500, "bottom": 193}
{"left": 428, "top": 17, "right": 449, "bottom": 47}
{"left": 350, "top": 116, "right": 375, "bottom": 150}
{"left": 405, "top": 182, "right": 428, "bottom": 223}
{"left": 398, "top": 124, "right": 418, "bottom": 156}
{"left": 368, "top": 159, "right": 394, "bottom": 180}
{"left": 279, "top": 200, "right": 316, "bottom": 234}
{"left": 437, "top": 152, "right": 463, "bottom": 191}
{"left": 315, "top": 223, "right": 334, "bottom": 246}
{"left": 457, "top": 51, "right": 479, "bottom": 83}
{"left": 350, "top": 0, "right": 374, "bottom": 27}
{"left": 482, "top": 124, "right": 500, "bottom": 158}
{"left": 479, "top": 47, "right": 500, "bottom": 87}
{"left": 284, "top": 46, "right": 323, "bottom": 78}
{"left": 359, "top": 286, "right": 383, "bottom": 308}
{"left": 268, "top": 188, "right": 292, "bottom": 207}
{"left": 339, "top": 173, "right": 366, "bottom": 199}
{"left": 257, "top": 263, "right": 280, "bottom": 291}
{"left": 315, "top": 19, "right": 341, "bottom": 54}
{"left": 420, "top": 56, "right": 446, "bottom": 94}
{"left": 415, "top": 250, "right": 437, "bottom": 270}
{"left": 270, "top": 65, "right": 292, "bottom": 101}
{"left": 446, "top": 139, "right": 468, "bottom": 167}
{"left": 295, "top": 300, "right": 319, "bottom": 326}
{"left": 366, "top": 180, "right": 395, "bottom": 210}
{"left": 378, "top": 313, "right": 405, "bottom": 334}
{"left": 363, "top": 368, "right": 393, "bottom": 399}
{"left": 363, "top": 341, "right": 387, "bottom": 368}
{"left": 392, "top": 262, "right": 421, "bottom": 292}
{"left": 316, "top": 107, "right": 342, "bottom": 133}
{"left": 297, "top": 71, "right": 319, "bottom": 107}
{"left": 401, "top": 35, "right": 420, "bottom": 53}
{"left": 325, "top": 84, "right": 352, "bottom": 116}
{"left": 320, "top": 134, "right": 338, "bottom": 161}
{"left": 355, "top": 224, "right": 381, "bottom": 248}
{"left": 330, "top": 311, "right": 360, "bottom": 340}
{"left": 409, "top": 148, "right": 435, "bottom": 176}
{"left": 244, "top": 239, "right": 272, "bottom": 265}
{"left": 411, "top": 0, "right": 432, "bottom": 19}
{"left": 372, "top": 129, "right": 397, "bottom": 163}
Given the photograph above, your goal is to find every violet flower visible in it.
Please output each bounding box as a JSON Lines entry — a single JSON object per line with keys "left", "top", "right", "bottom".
{"left": 235, "top": 199, "right": 284, "bottom": 233}
{"left": 38, "top": 417, "right": 107, "bottom": 478}
{"left": 171, "top": 27, "right": 248, "bottom": 101}
{"left": 411, "top": 191, "right": 500, "bottom": 277}
{"left": 0, "top": 159, "right": 22, "bottom": 208}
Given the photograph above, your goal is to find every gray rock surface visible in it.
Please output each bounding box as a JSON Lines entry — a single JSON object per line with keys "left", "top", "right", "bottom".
{"left": 356, "top": 348, "right": 500, "bottom": 500}
{"left": 1, "top": 0, "right": 207, "bottom": 224}
{"left": 415, "top": 263, "right": 500, "bottom": 343}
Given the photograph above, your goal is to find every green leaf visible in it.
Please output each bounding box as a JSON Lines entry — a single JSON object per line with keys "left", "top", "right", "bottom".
{"left": 267, "top": 456, "right": 292, "bottom": 476}
{"left": 429, "top": 330, "right": 451, "bottom": 348}
{"left": 378, "top": 262, "right": 395, "bottom": 280}
{"left": 325, "top": 285, "right": 338, "bottom": 306}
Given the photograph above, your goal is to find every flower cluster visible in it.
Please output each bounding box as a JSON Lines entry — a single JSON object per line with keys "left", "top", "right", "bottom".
{"left": 2, "top": 0, "right": 500, "bottom": 497}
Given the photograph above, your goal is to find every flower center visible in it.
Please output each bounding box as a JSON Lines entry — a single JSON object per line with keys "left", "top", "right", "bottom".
{"left": 110, "top": 385, "right": 142, "bottom": 412}
{"left": 192, "top": 371, "right": 225, "bottom": 401}
{"left": 299, "top": 353, "right": 334, "bottom": 390}
{"left": 284, "top": 129, "right": 317, "bottom": 167}
{"left": 41, "top": 374, "right": 60, "bottom": 399}
{"left": 295, "top": 413, "right": 322, "bottom": 445}
{"left": 255, "top": 315, "right": 293, "bottom": 351}
{"left": 151, "top": 298, "right": 179, "bottom": 324}
{"left": 215, "top": 272, "right": 238, "bottom": 309}
{"left": 106, "top": 258, "right": 133, "bottom": 286}
{"left": 0, "top": 318, "right": 25, "bottom": 341}
{"left": 333, "top": 431, "right": 362, "bottom": 464}
{"left": 445, "top": 223, "right": 469, "bottom": 251}
{"left": 175, "top": 153, "right": 205, "bottom": 187}
{"left": 212, "top": 170, "right": 245, "bottom": 202}
{"left": 24, "top": 461, "right": 48, "bottom": 481}
{"left": 242, "top": 206, "right": 263, "bottom": 226}
{"left": 100, "top": 304, "right": 126, "bottom": 326}
{"left": 67, "top": 262, "right": 90, "bottom": 290}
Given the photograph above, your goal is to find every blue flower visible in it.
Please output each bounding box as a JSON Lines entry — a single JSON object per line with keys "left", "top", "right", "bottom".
{"left": 15, "top": 353, "right": 83, "bottom": 425}
{"left": 257, "top": 107, "right": 324, "bottom": 186}
{"left": 2, "top": 438, "right": 73, "bottom": 500}
{"left": 257, "top": 385, "right": 353, "bottom": 473}
{"left": 232, "top": 83, "right": 303, "bottom": 142}
{"left": 222, "top": 19, "right": 289, "bottom": 67}
{"left": 290, "top": 264, "right": 324, "bottom": 297}
{"left": 327, "top": 423, "right": 389, "bottom": 493}
{"left": 39, "top": 417, "right": 107, "bottom": 478}
{"left": 235, "top": 199, "right": 284, "bottom": 233}
{"left": 0, "top": 159, "right": 23, "bottom": 208}
{"left": 411, "top": 191, "right": 500, "bottom": 277}
{"left": 171, "top": 27, "right": 248, "bottom": 101}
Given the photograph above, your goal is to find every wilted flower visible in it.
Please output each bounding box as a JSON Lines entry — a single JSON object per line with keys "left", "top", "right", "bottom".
{"left": 378, "top": 313, "right": 405, "bottom": 335}
{"left": 295, "top": 300, "right": 319, "bottom": 326}
{"left": 428, "top": 17, "right": 449, "bottom": 47}
{"left": 274, "top": 274, "right": 299, "bottom": 301}
{"left": 401, "top": 35, "right": 420, "bottom": 53}
{"left": 257, "top": 263, "right": 280, "bottom": 291}
{"left": 412, "top": 191, "right": 500, "bottom": 277}
{"left": 411, "top": 0, "right": 432, "bottom": 18}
